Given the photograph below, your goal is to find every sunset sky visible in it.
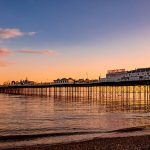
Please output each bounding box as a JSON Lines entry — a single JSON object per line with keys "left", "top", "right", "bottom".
{"left": 0, "top": 0, "right": 150, "bottom": 83}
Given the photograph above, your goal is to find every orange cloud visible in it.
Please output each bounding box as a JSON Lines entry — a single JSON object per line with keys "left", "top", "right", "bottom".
{"left": 0, "top": 48, "right": 12, "bottom": 56}
{"left": 0, "top": 47, "right": 58, "bottom": 57}
{"left": 17, "top": 49, "right": 58, "bottom": 56}
{"left": 0, "top": 28, "right": 36, "bottom": 39}
{"left": 0, "top": 60, "right": 10, "bottom": 67}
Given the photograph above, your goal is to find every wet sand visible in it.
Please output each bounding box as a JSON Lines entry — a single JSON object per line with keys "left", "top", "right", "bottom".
{"left": 4, "top": 135, "right": 150, "bottom": 150}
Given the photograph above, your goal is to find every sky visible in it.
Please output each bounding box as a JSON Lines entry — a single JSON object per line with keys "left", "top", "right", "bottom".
{"left": 0, "top": 0, "right": 150, "bottom": 83}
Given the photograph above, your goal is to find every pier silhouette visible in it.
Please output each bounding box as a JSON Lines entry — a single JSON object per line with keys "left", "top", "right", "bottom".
{"left": 0, "top": 80, "right": 150, "bottom": 111}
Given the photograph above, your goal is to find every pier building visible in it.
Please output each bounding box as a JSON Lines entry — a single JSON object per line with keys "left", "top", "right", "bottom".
{"left": 53, "top": 78, "right": 75, "bottom": 84}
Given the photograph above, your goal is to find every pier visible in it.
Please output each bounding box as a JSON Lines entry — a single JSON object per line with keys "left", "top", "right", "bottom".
{"left": 0, "top": 80, "right": 150, "bottom": 108}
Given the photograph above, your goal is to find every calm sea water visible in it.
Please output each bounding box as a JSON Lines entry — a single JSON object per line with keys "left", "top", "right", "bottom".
{"left": 0, "top": 93, "right": 149, "bottom": 149}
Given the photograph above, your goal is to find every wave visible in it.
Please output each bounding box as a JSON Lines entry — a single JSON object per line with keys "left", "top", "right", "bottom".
{"left": 110, "top": 125, "right": 150, "bottom": 133}
{"left": 0, "top": 131, "right": 104, "bottom": 142}
{"left": 0, "top": 125, "right": 149, "bottom": 142}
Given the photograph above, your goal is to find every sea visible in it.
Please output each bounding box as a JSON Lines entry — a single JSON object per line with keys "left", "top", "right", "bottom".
{"left": 0, "top": 93, "right": 149, "bottom": 149}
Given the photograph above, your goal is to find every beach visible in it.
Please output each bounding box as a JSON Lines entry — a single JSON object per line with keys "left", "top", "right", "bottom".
{"left": 4, "top": 135, "right": 150, "bottom": 150}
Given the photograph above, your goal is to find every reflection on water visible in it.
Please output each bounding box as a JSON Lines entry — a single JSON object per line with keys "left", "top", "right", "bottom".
{"left": 0, "top": 92, "right": 149, "bottom": 149}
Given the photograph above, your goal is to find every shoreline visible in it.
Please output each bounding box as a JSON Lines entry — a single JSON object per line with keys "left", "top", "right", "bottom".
{"left": 3, "top": 134, "right": 150, "bottom": 150}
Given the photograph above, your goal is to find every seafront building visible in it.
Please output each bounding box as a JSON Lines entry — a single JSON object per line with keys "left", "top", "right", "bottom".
{"left": 53, "top": 67, "right": 150, "bottom": 85}
{"left": 101, "top": 67, "right": 150, "bottom": 82}
{"left": 2, "top": 67, "right": 150, "bottom": 86}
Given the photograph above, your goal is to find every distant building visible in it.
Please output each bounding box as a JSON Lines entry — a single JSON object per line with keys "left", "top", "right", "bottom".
{"left": 53, "top": 78, "right": 75, "bottom": 84}
{"left": 7, "top": 78, "right": 35, "bottom": 86}
{"left": 75, "top": 78, "right": 91, "bottom": 84}
{"left": 20, "top": 79, "right": 35, "bottom": 85}
{"left": 101, "top": 67, "right": 150, "bottom": 82}
{"left": 85, "top": 78, "right": 90, "bottom": 83}
{"left": 75, "top": 79, "right": 85, "bottom": 83}
{"left": 3, "top": 81, "right": 11, "bottom": 85}
{"left": 106, "top": 69, "right": 126, "bottom": 82}
{"left": 90, "top": 79, "right": 99, "bottom": 83}
{"left": 122, "top": 68, "right": 150, "bottom": 81}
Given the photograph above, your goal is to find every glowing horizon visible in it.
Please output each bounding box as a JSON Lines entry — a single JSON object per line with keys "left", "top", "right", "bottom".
{"left": 0, "top": 0, "right": 150, "bottom": 84}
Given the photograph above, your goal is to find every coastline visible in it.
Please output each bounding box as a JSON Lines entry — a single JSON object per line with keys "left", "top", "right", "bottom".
{"left": 3, "top": 134, "right": 150, "bottom": 150}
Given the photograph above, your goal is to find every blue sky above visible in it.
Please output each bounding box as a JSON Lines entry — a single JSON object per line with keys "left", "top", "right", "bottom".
{"left": 0, "top": 0, "right": 150, "bottom": 82}
{"left": 1, "top": 0, "right": 150, "bottom": 47}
